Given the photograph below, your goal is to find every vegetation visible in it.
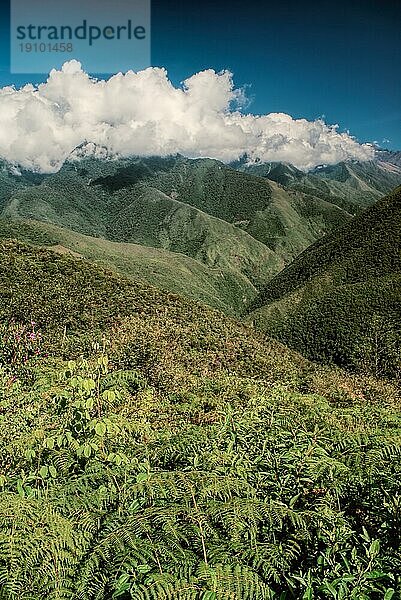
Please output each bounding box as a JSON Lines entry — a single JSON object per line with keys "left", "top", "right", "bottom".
{"left": 0, "top": 219, "right": 267, "bottom": 316}
{"left": 247, "top": 186, "right": 401, "bottom": 378}
{"left": 3, "top": 154, "right": 400, "bottom": 319}
{"left": 0, "top": 239, "right": 400, "bottom": 598}
{"left": 5, "top": 155, "right": 398, "bottom": 316}
{"left": 237, "top": 159, "right": 401, "bottom": 214}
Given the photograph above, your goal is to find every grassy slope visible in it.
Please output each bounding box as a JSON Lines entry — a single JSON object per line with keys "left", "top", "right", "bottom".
{"left": 246, "top": 186, "right": 401, "bottom": 376}
{"left": 0, "top": 219, "right": 265, "bottom": 315}
{"left": 1, "top": 156, "right": 368, "bottom": 287}
{"left": 127, "top": 157, "right": 357, "bottom": 256}
{"left": 3, "top": 155, "right": 400, "bottom": 322}
{"left": 2, "top": 161, "right": 283, "bottom": 293}
{"left": 0, "top": 237, "right": 310, "bottom": 390}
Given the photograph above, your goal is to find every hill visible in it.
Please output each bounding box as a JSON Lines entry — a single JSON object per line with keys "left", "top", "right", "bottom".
{"left": 236, "top": 158, "right": 401, "bottom": 214}
{"left": 0, "top": 238, "right": 401, "bottom": 597}
{"left": 0, "top": 218, "right": 271, "bottom": 315}
{"left": 1, "top": 154, "right": 400, "bottom": 321}
{"left": 1, "top": 155, "right": 377, "bottom": 310}
{"left": 0, "top": 241, "right": 401, "bottom": 600}
{"left": 247, "top": 186, "right": 401, "bottom": 377}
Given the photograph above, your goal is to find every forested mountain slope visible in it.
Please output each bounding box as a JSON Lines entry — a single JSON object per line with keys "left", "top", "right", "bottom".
{"left": 247, "top": 186, "right": 401, "bottom": 377}
{"left": 2, "top": 154, "right": 401, "bottom": 317}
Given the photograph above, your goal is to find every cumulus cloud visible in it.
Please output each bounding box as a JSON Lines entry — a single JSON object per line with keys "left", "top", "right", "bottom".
{"left": 0, "top": 60, "right": 374, "bottom": 173}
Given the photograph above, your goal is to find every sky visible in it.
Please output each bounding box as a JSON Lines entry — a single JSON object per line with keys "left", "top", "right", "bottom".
{"left": 0, "top": 0, "right": 400, "bottom": 171}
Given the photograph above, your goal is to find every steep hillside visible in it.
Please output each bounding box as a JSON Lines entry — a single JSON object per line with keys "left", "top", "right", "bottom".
{"left": 0, "top": 219, "right": 270, "bottom": 315}
{"left": 1, "top": 155, "right": 359, "bottom": 285}
{"left": 92, "top": 155, "right": 356, "bottom": 256}
{"left": 247, "top": 186, "right": 401, "bottom": 377}
{"left": 0, "top": 160, "right": 46, "bottom": 211}
{"left": 3, "top": 154, "right": 400, "bottom": 319}
{"left": 0, "top": 238, "right": 400, "bottom": 598}
{"left": 376, "top": 149, "right": 401, "bottom": 167}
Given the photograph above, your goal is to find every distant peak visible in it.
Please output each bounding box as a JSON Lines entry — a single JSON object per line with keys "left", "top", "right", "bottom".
{"left": 68, "top": 142, "right": 119, "bottom": 162}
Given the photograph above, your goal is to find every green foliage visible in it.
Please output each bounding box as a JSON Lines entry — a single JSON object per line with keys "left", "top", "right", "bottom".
{"left": 248, "top": 187, "right": 401, "bottom": 378}
{"left": 0, "top": 350, "right": 400, "bottom": 598}
{"left": 0, "top": 218, "right": 261, "bottom": 316}
{"left": 0, "top": 320, "right": 42, "bottom": 380}
{"left": 0, "top": 235, "right": 400, "bottom": 598}
{"left": 4, "top": 155, "right": 399, "bottom": 318}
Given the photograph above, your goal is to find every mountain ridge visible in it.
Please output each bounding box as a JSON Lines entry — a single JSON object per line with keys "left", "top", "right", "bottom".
{"left": 1, "top": 153, "right": 401, "bottom": 315}
{"left": 246, "top": 185, "right": 401, "bottom": 376}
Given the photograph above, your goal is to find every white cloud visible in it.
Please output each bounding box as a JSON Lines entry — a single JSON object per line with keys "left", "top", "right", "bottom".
{"left": 0, "top": 60, "right": 374, "bottom": 173}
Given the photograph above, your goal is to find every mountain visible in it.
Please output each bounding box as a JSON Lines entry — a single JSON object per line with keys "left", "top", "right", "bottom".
{"left": 376, "top": 149, "right": 401, "bottom": 167}
{"left": 1, "top": 153, "right": 400, "bottom": 317}
{"left": 0, "top": 218, "right": 268, "bottom": 315}
{"left": 235, "top": 158, "right": 401, "bottom": 214}
{"left": 246, "top": 185, "right": 401, "bottom": 377}
{"left": 0, "top": 155, "right": 389, "bottom": 312}
{"left": 0, "top": 159, "right": 46, "bottom": 210}
{"left": 2, "top": 154, "right": 353, "bottom": 260}
{"left": 1, "top": 238, "right": 400, "bottom": 598}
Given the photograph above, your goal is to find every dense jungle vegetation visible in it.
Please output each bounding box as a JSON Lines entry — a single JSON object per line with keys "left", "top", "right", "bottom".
{"left": 0, "top": 240, "right": 400, "bottom": 599}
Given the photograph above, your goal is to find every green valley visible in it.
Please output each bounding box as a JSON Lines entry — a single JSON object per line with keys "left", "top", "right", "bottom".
{"left": 2, "top": 154, "right": 400, "bottom": 316}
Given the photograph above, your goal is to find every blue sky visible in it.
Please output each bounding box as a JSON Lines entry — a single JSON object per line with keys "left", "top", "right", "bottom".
{"left": 1, "top": 0, "right": 400, "bottom": 149}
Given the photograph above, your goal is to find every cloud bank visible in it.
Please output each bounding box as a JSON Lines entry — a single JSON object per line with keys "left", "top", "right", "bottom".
{"left": 0, "top": 60, "right": 374, "bottom": 173}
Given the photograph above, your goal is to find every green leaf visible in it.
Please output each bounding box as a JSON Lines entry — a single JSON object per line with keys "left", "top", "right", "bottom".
{"left": 39, "top": 466, "right": 49, "bottom": 479}
{"left": 103, "top": 389, "right": 116, "bottom": 402}
{"left": 49, "top": 465, "right": 57, "bottom": 478}
{"left": 137, "top": 564, "right": 151, "bottom": 574}
{"left": 322, "top": 583, "right": 337, "bottom": 598}
{"left": 83, "top": 445, "right": 92, "bottom": 458}
{"left": 367, "top": 570, "right": 386, "bottom": 579}
{"left": 129, "top": 499, "right": 142, "bottom": 513}
{"left": 16, "top": 479, "right": 25, "bottom": 497}
{"left": 83, "top": 378, "right": 95, "bottom": 392}
{"left": 384, "top": 589, "right": 395, "bottom": 600}
{"left": 369, "top": 540, "right": 380, "bottom": 557}
{"left": 95, "top": 422, "right": 107, "bottom": 437}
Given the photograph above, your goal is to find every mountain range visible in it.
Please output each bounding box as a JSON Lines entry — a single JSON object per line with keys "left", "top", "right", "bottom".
{"left": 247, "top": 184, "right": 401, "bottom": 377}
{"left": 1, "top": 150, "right": 401, "bottom": 318}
